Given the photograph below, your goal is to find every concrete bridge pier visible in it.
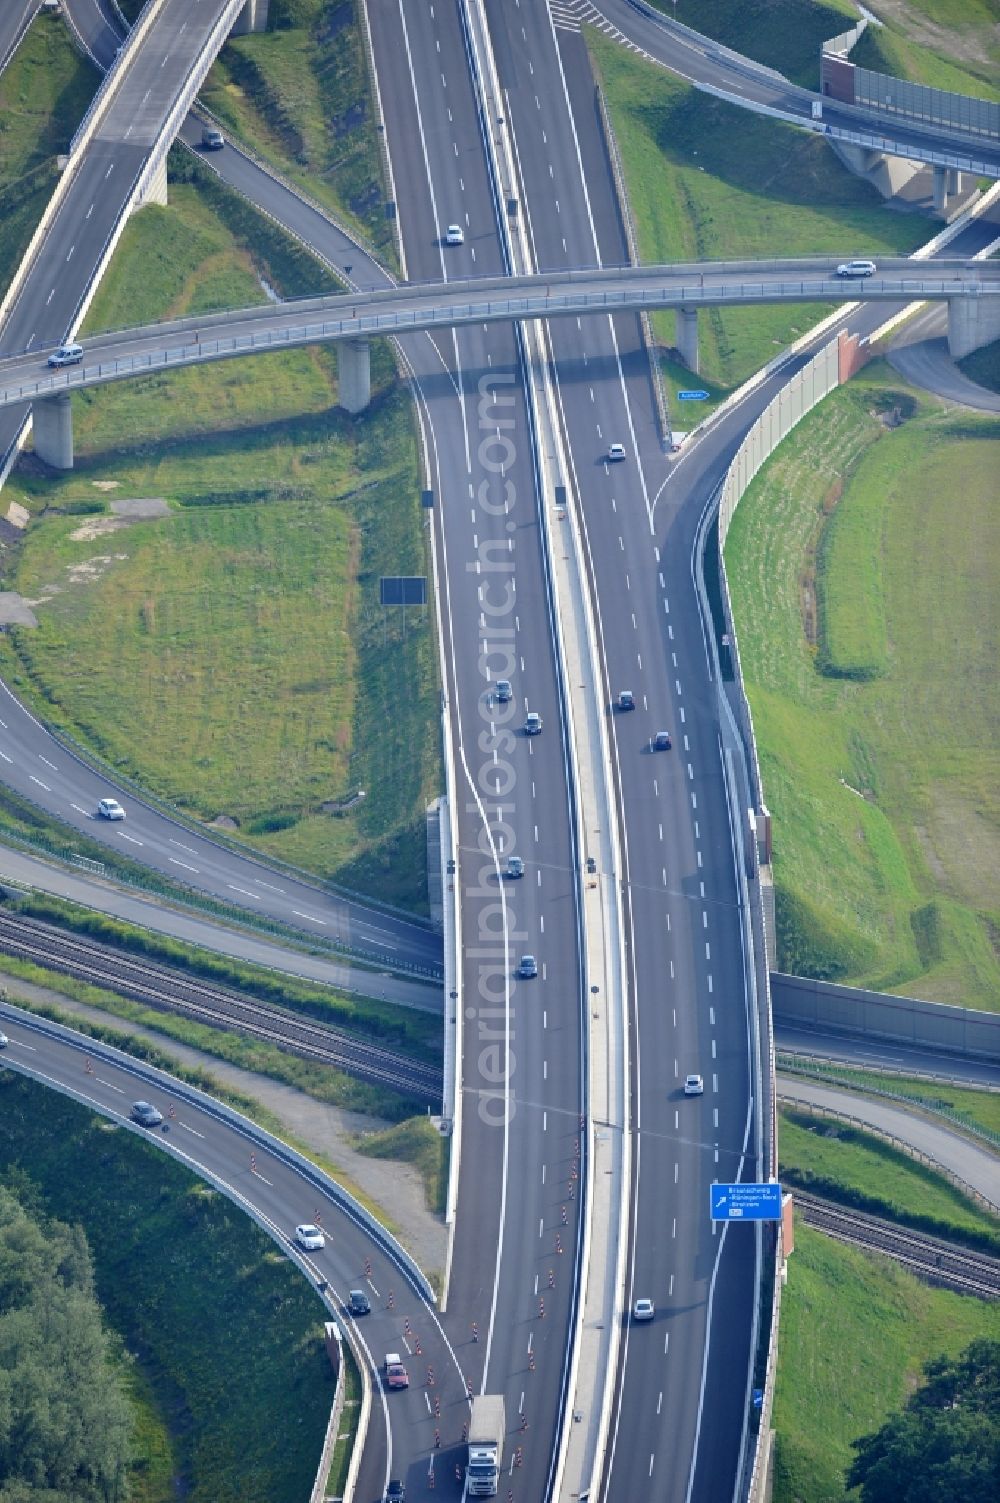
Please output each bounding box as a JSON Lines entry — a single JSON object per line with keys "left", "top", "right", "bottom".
{"left": 32, "top": 393, "right": 74, "bottom": 470}
{"left": 676, "top": 308, "right": 699, "bottom": 374}
{"left": 337, "top": 337, "right": 371, "bottom": 413}
{"left": 947, "top": 292, "right": 1000, "bottom": 360}
{"left": 933, "top": 165, "right": 965, "bottom": 215}
{"left": 232, "top": 0, "right": 269, "bottom": 34}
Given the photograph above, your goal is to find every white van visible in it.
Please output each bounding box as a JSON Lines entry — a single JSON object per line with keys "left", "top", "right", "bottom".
{"left": 835, "top": 260, "right": 876, "bottom": 278}
{"left": 47, "top": 343, "right": 84, "bottom": 367}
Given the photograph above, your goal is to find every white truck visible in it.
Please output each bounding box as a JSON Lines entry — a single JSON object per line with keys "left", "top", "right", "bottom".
{"left": 467, "top": 1394, "right": 505, "bottom": 1496}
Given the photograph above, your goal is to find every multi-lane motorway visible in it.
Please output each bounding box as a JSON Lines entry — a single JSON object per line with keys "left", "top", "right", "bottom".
{"left": 1, "top": 4, "right": 998, "bottom": 1502}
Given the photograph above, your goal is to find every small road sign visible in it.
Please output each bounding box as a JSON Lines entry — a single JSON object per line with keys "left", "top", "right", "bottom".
{"left": 710, "top": 1182, "right": 782, "bottom": 1221}
{"left": 677, "top": 390, "right": 709, "bottom": 401}
{"left": 379, "top": 575, "right": 426, "bottom": 606}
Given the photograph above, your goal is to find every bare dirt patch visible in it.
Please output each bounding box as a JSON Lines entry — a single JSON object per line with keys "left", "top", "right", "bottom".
{"left": 65, "top": 553, "right": 128, "bottom": 584}
{"left": 866, "top": 0, "right": 1000, "bottom": 71}
{"left": 69, "top": 516, "right": 129, "bottom": 542}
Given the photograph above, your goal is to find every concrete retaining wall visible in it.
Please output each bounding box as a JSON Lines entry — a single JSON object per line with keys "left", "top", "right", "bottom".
{"left": 771, "top": 972, "right": 1000, "bottom": 1063}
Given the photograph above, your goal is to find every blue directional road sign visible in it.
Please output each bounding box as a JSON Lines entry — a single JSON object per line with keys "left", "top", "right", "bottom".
{"left": 710, "top": 1182, "right": 783, "bottom": 1221}
{"left": 677, "top": 390, "right": 709, "bottom": 401}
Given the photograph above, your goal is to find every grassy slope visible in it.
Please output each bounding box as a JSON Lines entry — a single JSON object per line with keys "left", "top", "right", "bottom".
{"left": 353, "top": 1115, "right": 449, "bottom": 1216}
{"left": 641, "top": 0, "right": 859, "bottom": 87}
{"left": 1, "top": 175, "right": 440, "bottom": 911}
{"left": 724, "top": 367, "right": 1000, "bottom": 1006}
{"left": 0, "top": 1072, "right": 337, "bottom": 1503}
{"left": 589, "top": 34, "right": 926, "bottom": 392}
{"left": 852, "top": 11, "right": 1000, "bottom": 100}
{"left": 199, "top": 0, "right": 396, "bottom": 265}
{"left": 0, "top": 15, "right": 97, "bottom": 290}
{"left": 778, "top": 1108, "right": 1000, "bottom": 1250}
{"left": 642, "top": 0, "right": 1000, "bottom": 94}
{"left": 772, "top": 1222, "right": 1000, "bottom": 1503}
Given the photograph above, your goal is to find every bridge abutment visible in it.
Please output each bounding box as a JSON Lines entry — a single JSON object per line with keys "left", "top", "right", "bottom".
{"left": 947, "top": 292, "right": 1000, "bottom": 360}
{"left": 232, "top": 0, "right": 269, "bottom": 35}
{"left": 829, "top": 138, "right": 922, "bottom": 202}
{"left": 676, "top": 308, "right": 699, "bottom": 374}
{"left": 32, "top": 393, "right": 74, "bottom": 470}
{"left": 337, "top": 337, "right": 371, "bottom": 413}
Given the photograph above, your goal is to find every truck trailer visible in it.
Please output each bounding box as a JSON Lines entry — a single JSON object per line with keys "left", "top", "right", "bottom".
{"left": 467, "top": 1394, "right": 505, "bottom": 1496}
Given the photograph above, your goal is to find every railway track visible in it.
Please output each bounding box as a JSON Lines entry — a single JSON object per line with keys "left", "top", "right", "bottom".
{"left": 0, "top": 910, "right": 442, "bottom": 1104}
{"left": 792, "top": 1190, "right": 1000, "bottom": 1300}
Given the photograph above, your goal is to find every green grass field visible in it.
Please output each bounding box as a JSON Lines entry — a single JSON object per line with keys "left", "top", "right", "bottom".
{"left": 1, "top": 173, "right": 440, "bottom": 911}
{"left": 200, "top": 0, "right": 396, "bottom": 265}
{"left": 724, "top": 366, "right": 1000, "bottom": 1006}
{"left": 0, "top": 1071, "right": 341, "bottom": 1503}
{"left": 779, "top": 1107, "right": 1000, "bottom": 1252}
{"left": 0, "top": 13, "right": 97, "bottom": 290}
{"left": 772, "top": 1222, "right": 1000, "bottom": 1503}
{"left": 589, "top": 35, "right": 927, "bottom": 391}
{"left": 642, "top": 0, "right": 1000, "bottom": 95}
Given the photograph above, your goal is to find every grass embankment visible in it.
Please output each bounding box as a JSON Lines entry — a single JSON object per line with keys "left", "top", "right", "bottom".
{"left": 0, "top": 13, "right": 96, "bottom": 290}
{"left": 589, "top": 34, "right": 927, "bottom": 394}
{"left": 353, "top": 1115, "right": 449, "bottom": 1215}
{"left": 200, "top": 0, "right": 396, "bottom": 265}
{"left": 851, "top": 4, "right": 1000, "bottom": 101}
{"left": 724, "top": 366, "right": 1000, "bottom": 1006}
{"left": 778, "top": 1057, "right": 1000, "bottom": 1141}
{"left": 0, "top": 1071, "right": 342, "bottom": 1503}
{"left": 1, "top": 164, "right": 440, "bottom": 912}
{"left": 640, "top": 0, "right": 859, "bottom": 88}
{"left": 779, "top": 1107, "right": 1000, "bottom": 1253}
{"left": 772, "top": 1222, "right": 1000, "bottom": 1503}
{"left": 642, "top": 0, "right": 1000, "bottom": 96}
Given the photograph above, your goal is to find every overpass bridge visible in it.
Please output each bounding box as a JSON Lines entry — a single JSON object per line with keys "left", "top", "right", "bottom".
{"left": 4, "top": 256, "right": 999, "bottom": 465}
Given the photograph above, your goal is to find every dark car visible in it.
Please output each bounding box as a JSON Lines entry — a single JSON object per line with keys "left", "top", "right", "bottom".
{"left": 348, "top": 1289, "right": 371, "bottom": 1316}
{"left": 524, "top": 712, "right": 543, "bottom": 735}
{"left": 505, "top": 856, "right": 525, "bottom": 879}
{"left": 494, "top": 679, "right": 512, "bottom": 703}
{"left": 617, "top": 690, "right": 635, "bottom": 711}
{"left": 519, "top": 954, "right": 538, "bottom": 979}
{"left": 386, "top": 1483, "right": 406, "bottom": 1503}
{"left": 130, "top": 1101, "right": 163, "bottom": 1128}
{"left": 653, "top": 730, "right": 672, "bottom": 751}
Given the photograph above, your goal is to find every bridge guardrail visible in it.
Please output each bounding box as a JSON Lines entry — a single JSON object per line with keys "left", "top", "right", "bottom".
{"left": 4, "top": 271, "right": 995, "bottom": 406}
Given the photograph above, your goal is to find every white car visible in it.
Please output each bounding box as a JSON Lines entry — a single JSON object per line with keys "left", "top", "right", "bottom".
{"left": 0, "top": 1031, "right": 8, "bottom": 1049}
{"left": 607, "top": 442, "right": 627, "bottom": 462}
{"left": 47, "top": 342, "right": 83, "bottom": 368}
{"left": 445, "top": 224, "right": 465, "bottom": 245}
{"left": 633, "top": 1297, "right": 655, "bottom": 1322}
{"left": 683, "top": 1074, "right": 704, "bottom": 1096}
{"left": 295, "top": 1223, "right": 325, "bottom": 1251}
{"left": 836, "top": 259, "right": 876, "bottom": 278}
{"left": 97, "top": 797, "right": 126, "bottom": 821}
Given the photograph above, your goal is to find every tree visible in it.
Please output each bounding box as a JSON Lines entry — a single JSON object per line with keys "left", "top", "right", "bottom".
{"left": 0, "top": 1188, "right": 132, "bottom": 1502}
{"left": 847, "top": 1340, "right": 1000, "bottom": 1503}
